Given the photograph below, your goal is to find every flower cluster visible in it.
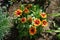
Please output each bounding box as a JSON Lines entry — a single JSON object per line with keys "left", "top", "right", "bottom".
{"left": 13, "top": 4, "right": 48, "bottom": 38}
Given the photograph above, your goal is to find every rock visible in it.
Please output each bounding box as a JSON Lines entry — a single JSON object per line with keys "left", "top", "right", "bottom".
{"left": 46, "top": 0, "right": 60, "bottom": 13}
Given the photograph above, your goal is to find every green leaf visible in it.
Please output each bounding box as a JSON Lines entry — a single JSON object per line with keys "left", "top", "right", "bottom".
{"left": 0, "top": 8, "right": 12, "bottom": 40}
{"left": 46, "top": 30, "right": 54, "bottom": 33}
{"left": 48, "top": 13, "right": 60, "bottom": 17}
{"left": 57, "top": 34, "right": 60, "bottom": 40}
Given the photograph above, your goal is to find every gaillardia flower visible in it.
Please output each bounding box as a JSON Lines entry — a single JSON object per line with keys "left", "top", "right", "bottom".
{"left": 21, "top": 17, "right": 26, "bottom": 23}
{"left": 42, "top": 20, "right": 48, "bottom": 27}
{"left": 40, "top": 12, "right": 47, "bottom": 18}
{"left": 29, "top": 26, "right": 36, "bottom": 35}
{"left": 24, "top": 8, "right": 29, "bottom": 14}
{"left": 28, "top": 17, "right": 32, "bottom": 22}
{"left": 33, "top": 19, "right": 41, "bottom": 26}
{"left": 26, "top": 4, "right": 32, "bottom": 9}
{"left": 15, "top": 9, "right": 22, "bottom": 17}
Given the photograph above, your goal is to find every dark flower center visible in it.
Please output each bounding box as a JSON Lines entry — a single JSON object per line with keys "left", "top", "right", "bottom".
{"left": 31, "top": 28, "right": 35, "bottom": 33}
{"left": 43, "top": 21, "right": 47, "bottom": 25}
{"left": 42, "top": 14, "right": 45, "bottom": 17}
{"left": 17, "top": 11, "right": 21, "bottom": 15}
{"left": 35, "top": 20, "right": 40, "bottom": 24}
{"left": 22, "top": 18, "right": 25, "bottom": 22}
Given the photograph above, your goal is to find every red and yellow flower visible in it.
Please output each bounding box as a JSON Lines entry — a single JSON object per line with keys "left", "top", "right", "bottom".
{"left": 26, "top": 4, "right": 32, "bottom": 9}
{"left": 21, "top": 17, "right": 26, "bottom": 23}
{"left": 24, "top": 8, "right": 29, "bottom": 14}
{"left": 42, "top": 20, "right": 48, "bottom": 27}
{"left": 29, "top": 26, "right": 36, "bottom": 35}
{"left": 40, "top": 12, "right": 47, "bottom": 18}
{"left": 28, "top": 17, "right": 32, "bottom": 22}
{"left": 14, "top": 9, "right": 22, "bottom": 17}
{"left": 33, "top": 19, "right": 41, "bottom": 26}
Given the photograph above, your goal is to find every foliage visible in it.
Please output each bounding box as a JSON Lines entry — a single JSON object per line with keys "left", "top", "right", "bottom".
{"left": 48, "top": 13, "right": 60, "bottom": 17}
{"left": 57, "top": 33, "right": 60, "bottom": 40}
{"left": 46, "top": 13, "right": 60, "bottom": 31}
{"left": 46, "top": 13, "right": 60, "bottom": 40}
{"left": 13, "top": 4, "right": 48, "bottom": 39}
{"left": 0, "top": 7, "right": 12, "bottom": 40}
